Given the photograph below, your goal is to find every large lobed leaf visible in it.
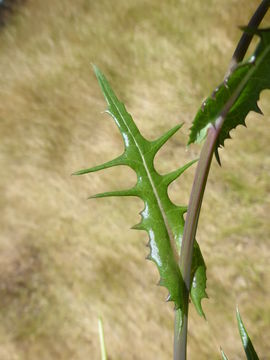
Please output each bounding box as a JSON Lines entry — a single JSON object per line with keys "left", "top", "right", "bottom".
{"left": 74, "top": 66, "right": 207, "bottom": 321}
{"left": 189, "top": 28, "right": 270, "bottom": 150}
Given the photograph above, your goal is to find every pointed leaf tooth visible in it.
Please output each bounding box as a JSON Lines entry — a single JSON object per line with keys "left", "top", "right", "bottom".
{"left": 253, "top": 103, "right": 263, "bottom": 115}
{"left": 72, "top": 155, "right": 127, "bottom": 175}
{"left": 89, "top": 188, "right": 137, "bottom": 199}
{"left": 163, "top": 159, "right": 198, "bottom": 185}
{"left": 151, "top": 123, "right": 183, "bottom": 153}
{"left": 145, "top": 253, "right": 152, "bottom": 261}
{"left": 131, "top": 222, "right": 144, "bottom": 231}
{"left": 191, "top": 288, "right": 207, "bottom": 318}
{"left": 238, "top": 119, "right": 247, "bottom": 127}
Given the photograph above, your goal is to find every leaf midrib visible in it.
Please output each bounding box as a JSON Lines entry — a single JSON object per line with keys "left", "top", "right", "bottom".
{"left": 107, "top": 91, "right": 179, "bottom": 264}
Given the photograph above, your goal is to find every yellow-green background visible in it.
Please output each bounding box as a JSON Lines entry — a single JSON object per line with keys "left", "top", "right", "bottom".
{"left": 0, "top": 0, "right": 269, "bottom": 359}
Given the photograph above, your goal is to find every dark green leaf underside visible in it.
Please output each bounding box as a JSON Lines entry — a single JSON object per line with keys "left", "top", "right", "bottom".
{"left": 189, "top": 28, "right": 270, "bottom": 150}
{"left": 75, "top": 66, "right": 207, "bottom": 321}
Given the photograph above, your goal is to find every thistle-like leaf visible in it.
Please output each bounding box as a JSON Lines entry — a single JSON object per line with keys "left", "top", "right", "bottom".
{"left": 189, "top": 28, "right": 270, "bottom": 150}
{"left": 74, "top": 66, "right": 207, "bottom": 320}
{"left": 236, "top": 308, "right": 260, "bottom": 360}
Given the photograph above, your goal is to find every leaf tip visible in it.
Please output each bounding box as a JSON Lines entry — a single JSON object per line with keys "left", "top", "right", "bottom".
{"left": 92, "top": 63, "right": 100, "bottom": 76}
{"left": 152, "top": 123, "right": 184, "bottom": 152}
{"left": 220, "top": 347, "right": 229, "bottom": 360}
{"left": 131, "top": 222, "right": 144, "bottom": 231}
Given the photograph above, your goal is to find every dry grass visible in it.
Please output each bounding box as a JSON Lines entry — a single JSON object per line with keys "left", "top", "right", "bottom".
{"left": 0, "top": 0, "right": 269, "bottom": 359}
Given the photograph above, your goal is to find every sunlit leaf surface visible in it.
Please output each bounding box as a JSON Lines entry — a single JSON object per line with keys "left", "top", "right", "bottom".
{"left": 75, "top": 67, "right": 207, "bottom": 321}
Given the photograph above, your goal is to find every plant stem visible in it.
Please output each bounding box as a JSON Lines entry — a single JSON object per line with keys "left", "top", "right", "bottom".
{"left": 174, "top": 2, "right": 269, "bottom": 359}
{"left": 174, "top": 123, "right": 218, "bottom": 360}
{"left": 226, "top": 0, "right": 270, "bottom": 76}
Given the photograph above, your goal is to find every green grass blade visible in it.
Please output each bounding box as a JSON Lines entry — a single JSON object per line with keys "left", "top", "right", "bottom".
{"left": 98, "top": 318, "right": 107, "bottom": 360}
{"left": 221, "top": 348, "right": 229, "bottom": 360}
{"left": 236, "top": 308, "right": 260, "bottom": 360}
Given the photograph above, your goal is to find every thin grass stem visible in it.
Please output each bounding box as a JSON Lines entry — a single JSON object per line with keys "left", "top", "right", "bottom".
{"left": 98, "top": 317, "right": 107, "bottom": 360}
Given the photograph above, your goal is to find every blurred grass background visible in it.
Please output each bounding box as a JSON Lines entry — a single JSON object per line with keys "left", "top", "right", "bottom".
{"left": 0, "top": 0, "right": 269, "bottom": 359}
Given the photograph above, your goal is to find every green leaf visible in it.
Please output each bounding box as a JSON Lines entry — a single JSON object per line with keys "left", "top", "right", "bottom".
{"left": 190, "top": 241, "right": 207, "bottom": 317}
{"left": 236, "top": 308, "right": 260, "bottom": 360}
{"left": 189, "top": 28, "right": 270, "bottom": 150}
{"left": 75, "top": 66, "right": 207, "bottom": 321}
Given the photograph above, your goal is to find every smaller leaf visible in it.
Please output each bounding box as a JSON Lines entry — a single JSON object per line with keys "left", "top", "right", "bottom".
{"left": 188, "top": 28, "right": 270, "bottom": 152}
{"left": 236, "top": 308, "right": 260, "bottom": 360}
